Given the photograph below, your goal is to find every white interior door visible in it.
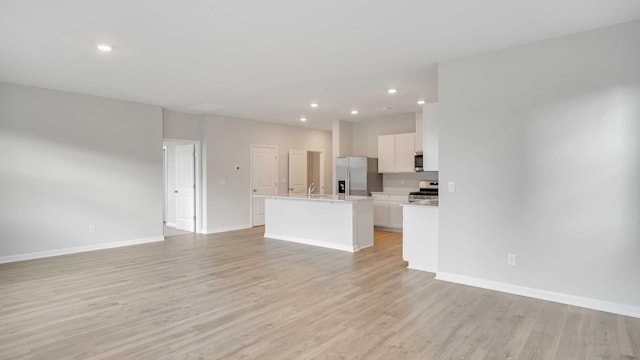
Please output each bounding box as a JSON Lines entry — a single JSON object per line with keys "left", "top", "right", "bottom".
{"left": 175, "top": 144, "right": 195, "bottom": 232}
{"left": 252, "top": 146, "right": 278, "bottom": 226}
{"left": 288, "top": 149, "right": 307, "bottom": 194}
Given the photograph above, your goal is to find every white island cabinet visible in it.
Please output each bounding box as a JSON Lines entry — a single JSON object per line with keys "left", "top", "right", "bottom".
{"left": 402, "top": 202, "right": 439, "bottom": 272}
{"left": 259, "top": 195, "right": 374, "bottom": 252}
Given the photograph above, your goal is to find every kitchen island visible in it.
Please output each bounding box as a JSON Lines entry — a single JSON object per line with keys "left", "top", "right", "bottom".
{"left": 258, "top": 194, "right": 374, "bottom": 252}
{"left": 402, "top": 200, "right": 439, "bottom": 272}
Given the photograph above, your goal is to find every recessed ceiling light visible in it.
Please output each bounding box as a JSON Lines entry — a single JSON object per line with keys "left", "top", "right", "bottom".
{"left": 387, "top": 89, "right": 397, "bottom": 94}
{"left": 351, "top": 110, "right": 359, "bottom": 115}
{"left": 97, "top": 44, "right": 112, "bottom": 52}
{"left": 310, "top": 103, "right": 319, "bottom": 108}
{"left": 300, "top": 117, "right": 307, "bottom": 122}
{"left": 417, "top": 100, "right": 426, "bottom": 105}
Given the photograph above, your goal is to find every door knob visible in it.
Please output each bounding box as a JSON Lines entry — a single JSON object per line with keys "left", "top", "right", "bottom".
{"left": 173, "top": 190, "right": 179, "bottom": 194}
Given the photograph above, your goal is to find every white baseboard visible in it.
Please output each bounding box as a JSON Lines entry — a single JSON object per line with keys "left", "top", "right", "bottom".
{"left": 435, "top": 272, "right": 640, "bottom": 319}
{"left": 165, "top": 222, "right": 177, "bottom": 228}
{"left": 408, "top": 262, "right": 437, "bottom": 273}
{"left": 204, "top": 224, "right": 252, "bottom": 234}
{"left": 355, "top": 243, "right": 374, "bottom": 252}
{"left": 0, "top": 236, "right": 165, "bottom": 264}
{"left": 264, "top": 233, "right": 355, "bottom": 253}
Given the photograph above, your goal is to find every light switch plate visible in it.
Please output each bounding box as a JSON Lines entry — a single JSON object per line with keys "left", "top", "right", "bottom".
{"left": 448, "top": 182, "right": 456, "bottom": 192}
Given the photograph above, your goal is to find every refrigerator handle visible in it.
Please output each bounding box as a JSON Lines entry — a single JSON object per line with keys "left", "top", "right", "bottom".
{"left": 346, "top": 172, "right": 350, "bottom": 196}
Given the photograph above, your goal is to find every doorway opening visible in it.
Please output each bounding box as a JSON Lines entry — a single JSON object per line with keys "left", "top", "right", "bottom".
{"left": 287, "top": 149, "right": 325, "bottom": 195}
{"left": 163, "top": 139, "right": 202, "bottom": 237}
{"left": 307, "top": 150, "right": 324, "bottom": 194}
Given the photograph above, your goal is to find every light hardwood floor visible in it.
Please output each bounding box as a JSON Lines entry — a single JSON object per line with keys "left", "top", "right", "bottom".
{"left": 1, "top": 228, "right": 638, "bottom": 359}
{"left": 163, "top": 225, "right": 193, "bottom": 238}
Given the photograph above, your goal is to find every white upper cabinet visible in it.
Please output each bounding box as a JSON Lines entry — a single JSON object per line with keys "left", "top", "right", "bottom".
{"left": 377, "top": 135, "right": 396, "bottom": 173}
{"left": 395, "top": 133, "right": 415, "bottom": 173}
{"left": 423, "top": 103, "right": 439, "bottom": 171}
{"left": 377, "top": 133, "right": 415, "bottom": 173}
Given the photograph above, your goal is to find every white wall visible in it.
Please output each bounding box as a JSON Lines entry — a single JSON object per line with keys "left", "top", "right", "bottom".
{"left": 438, "top": 20, "right": 640, "bottom": 311}
{"left": 203, "top": 115, "right": 333, "bottom": 232}
{"left": 331, "top": 119, "right": 355, "bottom": 158}
{"left": 338, "top": 120, "right": 353, "bottom": 157}
{"left": 0, "top": 82, "right": 164, "bottom": 260}
{"left": 383, "top": 172, "right": 439, "bottom": 193}
{"left": 331, "top": 120, "right": 353, "bottom": 194}
{"left": 163, "top": 109, "right": 202, "bottom": 141}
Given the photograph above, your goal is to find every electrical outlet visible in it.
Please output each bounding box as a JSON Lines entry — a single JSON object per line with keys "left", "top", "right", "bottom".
{"left": 89, "top": 225, "right": 96, "bottom": 233}
{"left": 448, "top": 181, "right": 456, "bottom": 192}
{"left": 507, "top": 253, "right": 516, "bottom": 266}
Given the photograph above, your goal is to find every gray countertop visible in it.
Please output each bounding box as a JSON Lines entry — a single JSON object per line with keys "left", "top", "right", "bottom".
{"left": 401, "top": 199, "right": 439, "bottom": 207}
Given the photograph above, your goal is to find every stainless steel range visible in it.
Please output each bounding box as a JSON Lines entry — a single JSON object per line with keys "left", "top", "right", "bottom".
{"left": 409, "top": 180, "right": 438, "bottom": 202}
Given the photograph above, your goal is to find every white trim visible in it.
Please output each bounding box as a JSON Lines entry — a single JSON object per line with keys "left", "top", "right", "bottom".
{"left": 165, "top": 222, "right": 177, "bottom": 228}
{"left": 204, "top": 224, "right": 252, "bottom": 234}
{"left": 264, "top": 233, "right": 356, "bottom": 253}
{"left": 163, "top": 145, "right": 168, "bottom": 223}
{"left": 408, "top": 262, "right": 437, "bottom": 273}
{"left": 0, "top": 237, "right": 165, "bottom": 264}
{"left": 194, "top": 142, "right": 203, "bottom": 234}
{"left": 163, "top": 139, "right": 203, "bottom": 235}
{"left": 435, "top": 272, "right": 640, "bottom": 319}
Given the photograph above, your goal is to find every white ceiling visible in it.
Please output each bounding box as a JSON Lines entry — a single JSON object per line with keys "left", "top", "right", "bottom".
{"left": 1, "top": 1, "right": 639, "bottom": 130}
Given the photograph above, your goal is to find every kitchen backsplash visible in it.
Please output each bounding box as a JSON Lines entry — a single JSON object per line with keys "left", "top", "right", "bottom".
{"left": 383, "top": 171, "right": 438, "bottom": 193}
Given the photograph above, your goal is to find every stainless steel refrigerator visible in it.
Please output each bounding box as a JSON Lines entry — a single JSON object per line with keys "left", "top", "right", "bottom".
{"left": 335, "top": 157, "right": 383, "bottom": 196}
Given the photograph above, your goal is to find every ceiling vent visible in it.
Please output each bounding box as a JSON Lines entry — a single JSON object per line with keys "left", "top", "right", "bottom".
{"left": 190, "top": 102, "right": 226, "bottom": 113}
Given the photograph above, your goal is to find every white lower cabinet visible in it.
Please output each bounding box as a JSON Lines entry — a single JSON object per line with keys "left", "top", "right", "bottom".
{"left": 372, "top": 193, "right": 407, "bottom": 229}
{"left": 388, "top": 195, "right": 406, "bottom": 228}
{"left": 402, "top": 204, "right": 439, "bottom": 272}
{"left": 373, "top": 200, "right": 389, "bottom": 227}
